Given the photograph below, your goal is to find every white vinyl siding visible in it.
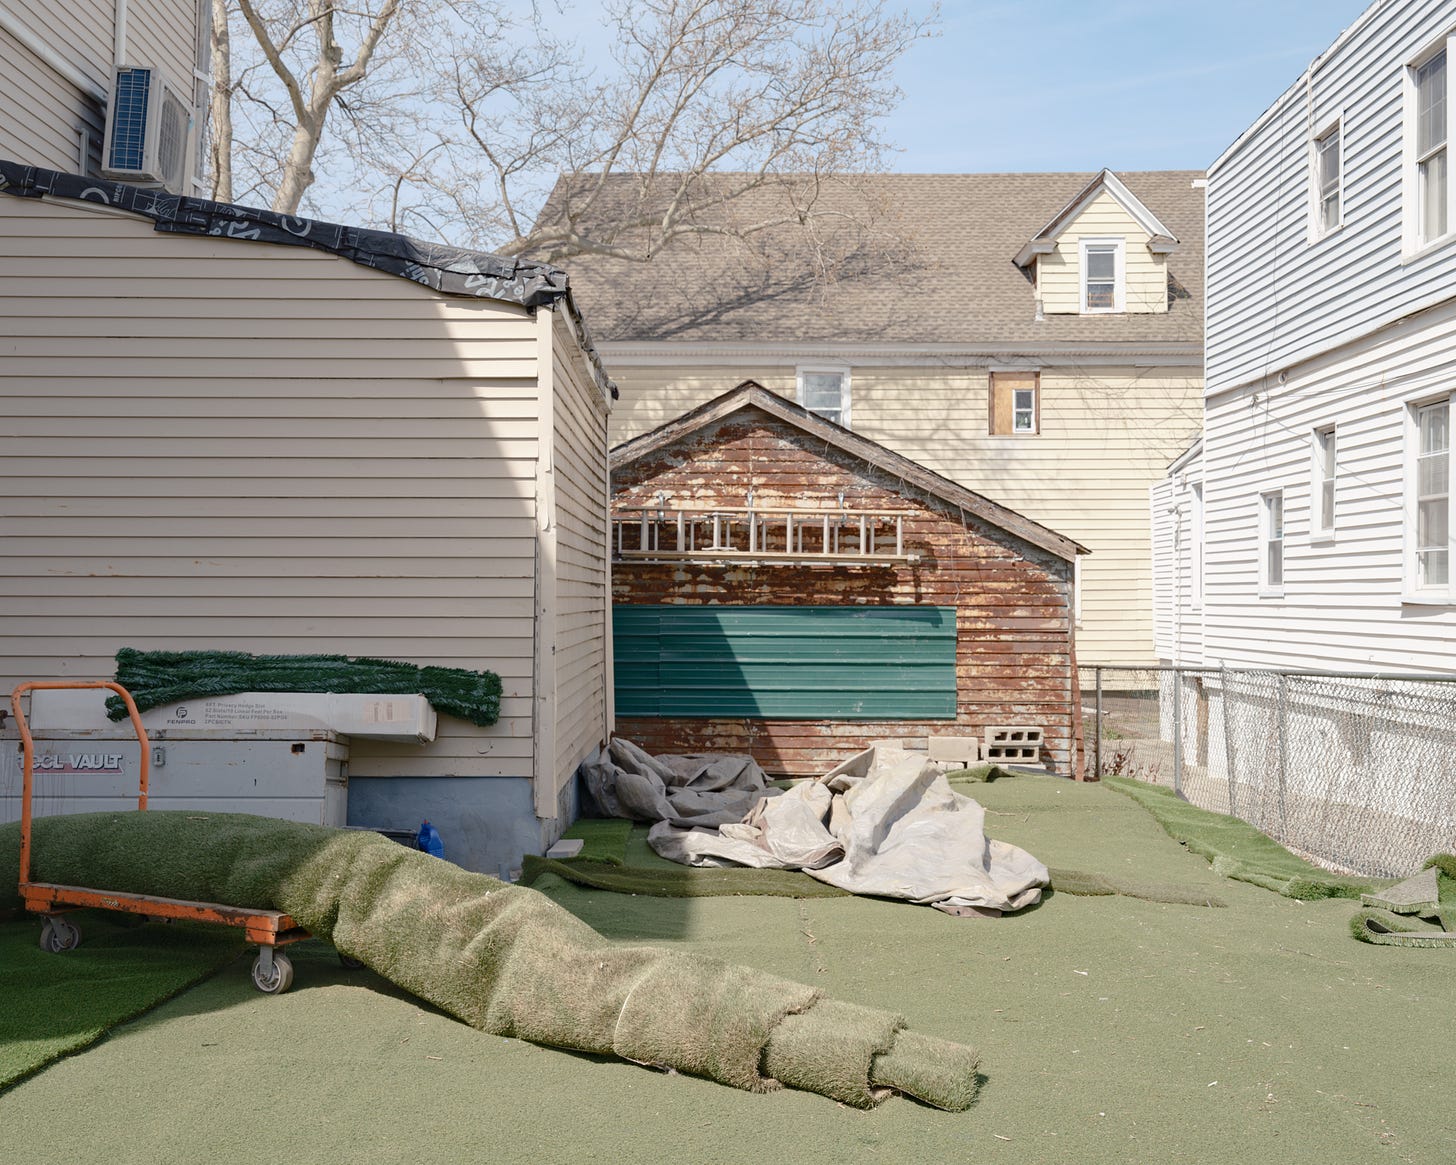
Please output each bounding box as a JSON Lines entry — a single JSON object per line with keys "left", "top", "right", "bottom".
{"left": 1205, "top": 1, "right": 1456, "bottom": 395}
{"left": 1150, "top": 454, "right": 1204, "bottom": 666}
{"left": 606, "top": 360, "right": 1201, "bottom": 667}
{"left": 0, "top": 193, "right": 590, "bottom": 785}
{"left": 1200, "top": 296, "right": 1456, "bottom": 672}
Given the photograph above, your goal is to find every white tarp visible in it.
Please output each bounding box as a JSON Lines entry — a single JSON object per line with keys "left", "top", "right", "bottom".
{"left": 590, "top": 741, "right": 1048, "bottom": 916}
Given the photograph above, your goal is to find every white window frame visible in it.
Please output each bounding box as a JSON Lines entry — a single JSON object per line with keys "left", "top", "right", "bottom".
{"left": 796, "top": 366, "right": 851, "bottom": 428}
{"left": 1191, "top": 481, "right": 1204, "bottom": 610}
{"left": 1259, "top": 489, "right": 1284, "bottom": 597}
{"left": 1079, "top": 237, "right": 1125, "bottom": 313}
{"left": 1404, "top": 40, "right": 1454, "bottom": 259}
{"left": 1312, "top": 425, "right": 1337, "bottom": 539}
{"left": 1310, "top": 117, "right": 1344, "bottom": 240}
{"left": 1405, "top": 393, "right": 1454, "bottom": 603}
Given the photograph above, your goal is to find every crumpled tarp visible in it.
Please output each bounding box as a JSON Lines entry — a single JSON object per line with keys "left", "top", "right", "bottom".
{"left": 595, "top": 741, "right": 1049, "bottom": 917}
{"left": 579, "top": 737, "right": 783, "bottom": 828}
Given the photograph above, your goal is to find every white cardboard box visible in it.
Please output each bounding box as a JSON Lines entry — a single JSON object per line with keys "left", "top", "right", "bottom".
{"left": 26, "top": 688, "right": 437, "bottom": 743}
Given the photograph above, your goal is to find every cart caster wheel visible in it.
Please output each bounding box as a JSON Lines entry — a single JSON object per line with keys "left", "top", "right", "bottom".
{"left": 338, "top": 952, "right": 365, "bottom": 969}
{"left": 250, "top": 949, "right": 295, "bottom": 994}
{"left": 39, "top": 917, "right": 81, "bottom": 953}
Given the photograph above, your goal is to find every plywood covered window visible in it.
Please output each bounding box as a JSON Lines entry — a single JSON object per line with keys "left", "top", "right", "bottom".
{"left": 614, "top": 605, "right": 957, "bottom": 719}
{"left": 989, "top": 371, "right": 1039, "bottom": 435}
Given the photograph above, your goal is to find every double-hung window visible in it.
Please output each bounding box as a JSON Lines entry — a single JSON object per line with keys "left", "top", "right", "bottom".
{"left": 1313, "top": 426, "right": 1336, "bottom": 537}
{"left": 1260, "top": 489, "right": 1284, "bottom": 594}
{"left": 1413, "top": 47, "right": 1450, "bottom": 248}
{"left": 1413, "top": 399, "right": 1450, "bottom": 595}
{"left": 1079, "top": 238, "right": 1124, "bottom": 313}
{"left": 797, "top": 367, "right": 850, "bottom": 428}
{"left": 1313, "top": 122, "right": 1342, "bottom": 236}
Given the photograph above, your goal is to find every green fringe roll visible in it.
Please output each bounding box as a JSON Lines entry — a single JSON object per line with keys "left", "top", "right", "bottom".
{"left": 107, "top": 648, "right": 501, "bottom": 727}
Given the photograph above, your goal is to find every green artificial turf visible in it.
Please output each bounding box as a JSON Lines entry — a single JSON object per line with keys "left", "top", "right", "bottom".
{"left": 0, "top": 913, "right": 243, "bottom": 1091}
{"left": 6, "top": 776, "right": 1456, "bottom": 1164}
{"left": 1103, "top": 776, "right": 1382, "bottom": 900}
{"left": 519, "top": 856, "right": 854, "bottom": 898}
{"left": 557, "top": 818, "right": 633, "bottom": 866}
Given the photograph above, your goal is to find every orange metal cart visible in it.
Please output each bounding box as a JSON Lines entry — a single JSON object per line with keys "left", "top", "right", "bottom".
{"left": 13, "top": 679, "right": 312, "bottom": 993}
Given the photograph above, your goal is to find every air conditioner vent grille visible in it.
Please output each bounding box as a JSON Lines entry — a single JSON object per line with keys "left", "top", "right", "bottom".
{"left": 107, "top": 67, "right": 154, "bottom": 173}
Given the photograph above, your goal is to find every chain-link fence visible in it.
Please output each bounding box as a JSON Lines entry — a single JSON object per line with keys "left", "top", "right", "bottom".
{"left": 1080, "top": 665, "right": 1456, "bottom": 878}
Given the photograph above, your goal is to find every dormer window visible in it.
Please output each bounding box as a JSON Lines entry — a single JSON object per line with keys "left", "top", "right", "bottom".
{"left": 1079, "top": 238, "right": 1124, "bottom": 313}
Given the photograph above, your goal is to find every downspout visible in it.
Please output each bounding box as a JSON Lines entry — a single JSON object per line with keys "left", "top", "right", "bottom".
{"left": 113, "top": 0, "right": 129, "bottom": 69}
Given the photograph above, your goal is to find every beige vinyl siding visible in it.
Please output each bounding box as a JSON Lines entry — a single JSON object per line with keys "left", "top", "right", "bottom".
{"left": 1038, "top": 190, "right": 1169, "bottom": 315}
{"left": 0, "top": 0, "right": 198, "bottom": 175}
{"left": 0, "top": 194, "right": 544, "bottom": 780}
{"left": 549, "top": 310, "right": 612, "bottom": 810}
{"left": 606, "top": 362, "right": 1201, "bottom": 666}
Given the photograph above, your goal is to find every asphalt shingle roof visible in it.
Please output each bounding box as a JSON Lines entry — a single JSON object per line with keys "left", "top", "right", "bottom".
{"left": 550, "top": 171, "right": 1205, "bottom": 347}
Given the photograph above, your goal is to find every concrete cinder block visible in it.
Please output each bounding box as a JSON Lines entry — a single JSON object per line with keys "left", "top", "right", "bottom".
{"left": 927, "top": 735, "right": 984, "bottom": 765}
{"left": 984, "top": 726, "right": 1043, "bottom": 764}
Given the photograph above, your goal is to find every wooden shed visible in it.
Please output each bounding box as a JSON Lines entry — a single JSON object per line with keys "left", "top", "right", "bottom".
{"left": 0, "top": 162, "right": 615, "bottom": 875}
{"left": 610, "top": 383, "right": 1088, "bottom": 777}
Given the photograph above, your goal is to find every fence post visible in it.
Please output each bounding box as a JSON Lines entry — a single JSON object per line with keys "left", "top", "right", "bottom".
{"left": 1094, "top": 667, "right": 1103, "bottom": 779}
{"left": 1173, "top": 666, "right": 1183, "bottom": 796}
{"left": 1276, "top": 672, "right": 1288, "bottom": 834}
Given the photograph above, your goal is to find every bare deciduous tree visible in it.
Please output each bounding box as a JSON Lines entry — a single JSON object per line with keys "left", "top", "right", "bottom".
{"left": 211, "top": 0, "right": 937, "bottom": 257}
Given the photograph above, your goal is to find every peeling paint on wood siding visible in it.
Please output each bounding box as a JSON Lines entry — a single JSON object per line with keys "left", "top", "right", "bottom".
{"left": 612, "top": 409, "right": 1080, "bottom": 776}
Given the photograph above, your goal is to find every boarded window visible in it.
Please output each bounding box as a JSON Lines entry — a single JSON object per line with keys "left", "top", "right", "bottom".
{"left": 989, "top": 371, "right": 1039, "bottom": 435}
{"left": 614, "top": 605, "right": 957, "bottom": 719}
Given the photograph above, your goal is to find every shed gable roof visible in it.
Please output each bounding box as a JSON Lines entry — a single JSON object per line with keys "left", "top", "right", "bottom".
{"left": 611, "top": 381, "right": 1086, "bottom": 562}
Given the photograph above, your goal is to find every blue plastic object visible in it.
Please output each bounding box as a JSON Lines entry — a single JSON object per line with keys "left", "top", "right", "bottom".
{"left": 416, "top": 820, "right": 445, "bottom": 859}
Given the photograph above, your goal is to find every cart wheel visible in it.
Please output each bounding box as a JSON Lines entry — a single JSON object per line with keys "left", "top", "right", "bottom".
{"left": 39, "top": 917, "right": 81, "bottom": 953}
{"left": 250, "top": 949, "right": 295, "bottom": 994}
{"left": 338, "top": 952, "right": 365, "bottom": 969}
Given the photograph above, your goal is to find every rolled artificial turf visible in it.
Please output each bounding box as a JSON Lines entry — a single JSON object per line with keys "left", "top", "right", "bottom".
{"left": 0, "top": 811, "right": 978, "bottom": 1110}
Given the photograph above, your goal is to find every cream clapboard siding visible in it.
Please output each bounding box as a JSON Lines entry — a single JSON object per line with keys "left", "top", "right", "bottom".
{"left": 0, "top": 0, "right": 197, "bottom": 174}
{"left": 546, "top": 308, "right": 612, "bottom": 813}
{"left": 1038, "top": 189, "right": 1169, "bottom": 315}
{"left": 0, "top": 193, "right": 549, "bottom": 780}
{"left": 1201, "top": 295, "right": 1456, "bottom": 672}
{"left": 1205, "top": 0, "right": 1456, "bottom": 397}
{"left": 1150, "top": 450, "right": 1204, "bottom": 666}
{"left": 606, "top": 362, "right": 1202, "bottom": 666}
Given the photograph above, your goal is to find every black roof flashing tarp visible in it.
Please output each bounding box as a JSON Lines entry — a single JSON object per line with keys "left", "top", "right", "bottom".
{"left": 0, "top": 159, "right": 570, "bottom": 310}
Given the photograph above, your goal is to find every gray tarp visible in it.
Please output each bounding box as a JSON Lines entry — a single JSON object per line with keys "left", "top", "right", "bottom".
{"left": 579, "top": 737, "right": 784, "bottom": 829}
{"left": 584, "top": 741, "right": 1048, "bottom": 916}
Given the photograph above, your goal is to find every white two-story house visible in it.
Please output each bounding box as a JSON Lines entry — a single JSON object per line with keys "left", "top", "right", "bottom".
{"left": 1154, "top": 0, "right": 1456, "bottom": 674}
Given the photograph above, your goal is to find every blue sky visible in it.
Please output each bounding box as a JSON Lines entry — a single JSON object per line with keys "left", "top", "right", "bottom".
{"left": 888, "top": 0, "right": 1375, "bottom": 172}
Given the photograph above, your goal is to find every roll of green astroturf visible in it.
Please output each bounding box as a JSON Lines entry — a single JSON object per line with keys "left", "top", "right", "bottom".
{"left": 0, "top": 812, "right": 979, "bottom": 1111}
{"left": 105, "top": 648, "right": 501, "bottom": 727}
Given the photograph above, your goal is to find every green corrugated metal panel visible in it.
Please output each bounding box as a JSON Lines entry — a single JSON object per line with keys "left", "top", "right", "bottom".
{"left": 614, "top": 605, "right": 956, "bottom": 719}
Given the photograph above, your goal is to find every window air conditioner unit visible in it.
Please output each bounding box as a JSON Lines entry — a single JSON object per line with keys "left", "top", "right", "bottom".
{"left": 101, "top": 65, "right": 193, "bottom": 193}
